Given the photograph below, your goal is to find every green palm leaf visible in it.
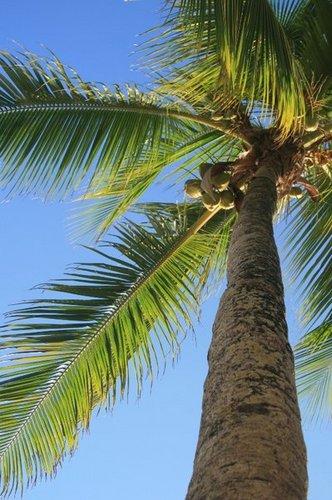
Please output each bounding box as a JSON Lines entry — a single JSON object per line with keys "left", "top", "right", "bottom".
{"left": 72, "top": 130, "right": 242, "bottom": 239}
{"left": 286, "top": 167, "right": 332, "bottom": 329}
{"left": 0, "top": 51, "right": 234, "bottom": 202}
{"left": 270, "top": 0, "right": 303, "bottom": 26}
{"left": 290, "top": 166, "right": 332, "bottom": 421}
{"left": 161, "top": 0, "right": 306, "bottom": 134}
{"left": 0, "top": 204, "right": 234, "bottom": 496}
{"left": 280, "top": 0, "right": 332, "bottom": 81}
{"left": 295, "top": 321, "right": 332, "bottom": 421}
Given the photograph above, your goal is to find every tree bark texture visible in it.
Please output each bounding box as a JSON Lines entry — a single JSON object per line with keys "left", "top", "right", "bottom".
{"left": 186, "top": 169, "right": 308, "bottom": 499}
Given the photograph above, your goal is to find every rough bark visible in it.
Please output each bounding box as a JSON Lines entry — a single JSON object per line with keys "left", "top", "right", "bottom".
{"left": 186, "top": 168, "right": 308, "bottom": 499}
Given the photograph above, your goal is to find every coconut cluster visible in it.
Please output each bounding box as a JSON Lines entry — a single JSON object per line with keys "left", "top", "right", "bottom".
{"left": 289, "top": 186, "right": 304, "bottom": 198}
{"left": 185, "top": 163, "right": 306, "bottom": 209}
{"left": 184, "top": 163, "right": 240, "bottom": 211}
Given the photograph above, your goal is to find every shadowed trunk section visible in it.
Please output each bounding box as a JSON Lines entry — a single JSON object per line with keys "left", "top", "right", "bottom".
{"left": 186, "top": 168, "right": 308, "bottom": 499}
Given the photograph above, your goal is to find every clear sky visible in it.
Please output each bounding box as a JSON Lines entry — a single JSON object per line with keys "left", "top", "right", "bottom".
{"left": 0, "top": 1, "right": 330, "bottom": 499}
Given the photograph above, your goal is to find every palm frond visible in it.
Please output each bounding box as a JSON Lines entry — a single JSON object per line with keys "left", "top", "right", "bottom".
{"left": 0, "top": 204, "right": 234, "bottom": 496}
{"left": 295, "top": 321, "right": 332, "bottom": 421}
{"left": 0, "top": 51, "right": 233, "bottom": 204}
{"left": 71, "top": 130, "right": 242, "bottom": 239}
{"left": 159, "top": 0, "right": 306, "bottom": 135}
{"left": 286, "top": 167, "right": 332, "bottom": 328}
{"left": 280, "top": 0, "right": 332, "bottom": 83}
{"left": 270, "top": 0, "right": 303, "bottom": 26}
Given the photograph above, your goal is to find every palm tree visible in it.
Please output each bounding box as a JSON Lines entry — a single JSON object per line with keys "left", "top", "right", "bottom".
{"left": 0, "top": 0, "right": 331, "bottom": 498}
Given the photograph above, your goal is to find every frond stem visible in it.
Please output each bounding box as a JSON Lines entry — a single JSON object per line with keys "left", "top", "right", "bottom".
{"left": 303, "top": 130, "right": 332, "bottom": 150}
{"left": 0, "top": 102, "right": 249, "bottom": 143}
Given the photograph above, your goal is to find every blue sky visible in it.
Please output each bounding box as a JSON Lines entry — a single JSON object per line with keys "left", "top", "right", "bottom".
{"left": 0, "top": 1, "right": 330, "bottom": 499}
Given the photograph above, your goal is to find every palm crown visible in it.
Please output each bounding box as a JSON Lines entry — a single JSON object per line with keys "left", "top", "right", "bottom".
{"left": 0, "top": 0, "right": 331, "bottom": 496}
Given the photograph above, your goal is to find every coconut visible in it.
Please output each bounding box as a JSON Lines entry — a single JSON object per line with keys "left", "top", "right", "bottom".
{"left": 304, "top": 113, "right": 319, "bottom": 132}
{"left": 236, "top": 178, "right": 247, "bottom": 191}
{"left": 211, "top": 171, "right": 231, "bottom": 189}
{"left": 219, "top": 189, "right": 235, "bottom": 209}
{"left": 199, "top": 163, "right": 212, "bottom": 179}
{"left": 184, "top": 179, "right": 203, "bottom": 198}
{"left": 289, "top": 186, "right": 303, "bottom": 198}
{"left": 202, "top": 193, "right": 219, "bottom": 211}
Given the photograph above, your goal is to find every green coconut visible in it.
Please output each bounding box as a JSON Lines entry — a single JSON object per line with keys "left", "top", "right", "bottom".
{"left": 289, "top": 186, "right": 304, "bottom": 198}
{"left": 202, "top": 193, "right": 219, "bottom": 211}
{"left": 304, "top": 113, "right": 319, "bottom": 132}
{"left": 184, "top": 179, "right": 203, "bottom": 198}
{"left": 219, "top": 189, "right": 235, "bottom": 209}
{"left": 326, "top": 109, "right": 332, "bottom": 120}
{"left": 199, "top": 163, "right": 212, "bottom": 179}
{"left": 236, "top": 178, "right": 248, "bottom": 190}
{"left": 211, "top": 171, "right": 231, "bottom": 189}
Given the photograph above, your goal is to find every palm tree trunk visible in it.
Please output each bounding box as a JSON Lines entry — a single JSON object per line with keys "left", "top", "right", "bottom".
{"left": 186, "top": 166, "right": 308, "bottom": 499}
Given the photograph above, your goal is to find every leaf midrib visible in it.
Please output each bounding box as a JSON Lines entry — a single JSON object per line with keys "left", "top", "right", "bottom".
{"left": 0, "top": 101, "right": 231, "bottom": 133}
{"left": 0, "top": 207, "right": 221, "bottom": 461}
{"left": 0, "top": 100, "right": 245, "bottom": 139}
